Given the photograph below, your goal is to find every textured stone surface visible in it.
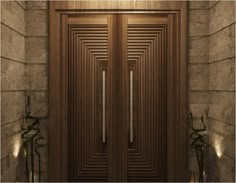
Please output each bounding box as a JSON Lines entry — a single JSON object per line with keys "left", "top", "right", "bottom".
{"left": 218, "top": 154, "right": 235, "bottom": 181}
{"left": 26, "top": 1, "right": 48, "bottom": 9}
{"left": 188, "top": 36, "right": 208, "bottom": 63}
{"left": 1, "top": 58, "right": 25, "bottom": 91}
{"left": 189, "top": 10, "right": 208, "bottom": 36}
{"left": 208, "top": 131, "right": 235, "bottom": 160}
{"left": 188, "top": 64, "right": 208, "bottom": 90}
{"left": 209, "top": 1, "right": 235, "bottom": 35}
{"left": 1, "top": 1, "right": 25, "bottom": 35}
{"left": 25, "top": 91, "right": 48, "bottom": 117}
{"left": 26, "top": 65, "right": 48, "bottom": 90}
{"left": 189, "top": 103, "right": 208, "bottom": 117}
{"left": 1, "top": 120, "right": 22, "bottom": 141}
{"left": 188, "top": 91, "right": 209, "bottom": 104}
{"left": 208, "top": 118, "right": 235, "bottom": 138}
{"left": 26, "top": 10, "right": 48, "bottom": 37}
{"left": 16, "top": 0, "right": 25, "bottom": 9}
{"left": 1, "top": 24, "right": 25, "bottom": 62}
{"left": 208, "top": 92, "right": 235, "bottom": 125}
{"left": 209, "top": 58, "right": 235, "bottom": 91}
{"left": 209, "top": 24, "right": 235, "bottom": 62}
{"left": 26, "top": 37, "right": 48, "bottom": 63}
{"left": 1, "top": 92, "right": 25, "bottom": 124}
{"left": 1, "top": 133, "right": 22, "bottom": 159}
{"left": 209, "top": 0, "right": 219, "bottom": 9}
{"left": 189, "top": 1, "right": 209, "bottom": 9}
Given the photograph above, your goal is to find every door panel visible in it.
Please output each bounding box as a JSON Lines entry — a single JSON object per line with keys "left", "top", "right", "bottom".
{"left": 67, "top": 15, "right": 110, "bottom": 181}
{"left": 125, "top": 15, "right": 167, "bottom": 181}
{"left": 49, "top": 2, "right": 187, "bottom": 181}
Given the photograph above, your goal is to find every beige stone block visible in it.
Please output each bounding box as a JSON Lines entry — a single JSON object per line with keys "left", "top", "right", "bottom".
{"left": 26, "top": 64, "right": 48, "bottom": 90}
{"left": 25, "top": 91, "right": 48, "bottom": 117}
{"left": 1, "top": 133, "right": 22, "bottom": 160}
{"left": 26, "top": 10, "right": 48, "bottom": 37}
{"left": 16, "top": 0, "right": 25, "bottom": 9}
{"left": 188, "top": 36, "right": 208, "bottom": 63}
{"left": 1, "top": 162, "right": 17, "bottom": 182}
{"left": 209, "top": 0, "right": 219, "bottom": 9}
{"left": 1, "top": 120, "right": 22, "bottom": 141}
{"left": 26, "top": 1, "right": 48, "bottom": 9}
{"left": 26, "top": 37, "right": 48, "bottom": 63}
{"left": 209, "top": 1, "right": 235, "bottom": 35}
{"left": 1, "top": 92, "right": 25, "bottom": 124}
{"left": 208, "top": 118, "right": 235, "bottom": 138}
{"left": 1, "top": 25, "right": 25, "bottom": 62}
{"left": 208, "top": 92, "right": 235, "bottom": 125}
{"left": 189, "top": 10, "right": 208, "bottom": 36}
{"left": 188, "top": 64, "right": 208, "bottom": 90}
{"left": 218, "top": 154, "right": 235, "bottom": 181}
{"left": 1, "top": 1, "right": 25, "bottom": 35}
{"left": 189, "top": 1, "right": 209, "bottom": 9}
{"left": 1, "top": 58, "right": 25, "bottom": 91}
{"left": 209, "top": 59, "right": 235, "bottom": 91}
{"left": 188, "top": 91, "right": 209, "bottom": 104}
{"left": 223, "top": 136, "right": 235, "bottom": 160}
{"left": 189, "top": 103, "right": 208, "bottom": 118}
{"left": 219, "top": 167, "right": 235, "bottom": 182}
{"left": 209, "top": 24, "right": 235, "bottom": 62}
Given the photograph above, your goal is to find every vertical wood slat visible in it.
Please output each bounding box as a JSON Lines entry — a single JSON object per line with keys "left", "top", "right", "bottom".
{"left": 49, "top": 1, "right": 187, "bottom": 181}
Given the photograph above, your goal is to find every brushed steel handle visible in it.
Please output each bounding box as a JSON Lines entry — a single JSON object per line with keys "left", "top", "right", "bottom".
{"left": 102, "top": 70, "right": 106, "bottom": 143}
{"left": 130, "top": 70, "right": 133, "bottom": 143}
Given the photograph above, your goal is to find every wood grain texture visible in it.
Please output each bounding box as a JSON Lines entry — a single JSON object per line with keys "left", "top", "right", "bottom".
{"left": 67, "top": 15, "right": 109, "bottom": 182}
{"left": 49, "top": 1, "right": 187, "bottom": 182}
{"left": 126, "top": 15, "right": 168, "bottom": 181}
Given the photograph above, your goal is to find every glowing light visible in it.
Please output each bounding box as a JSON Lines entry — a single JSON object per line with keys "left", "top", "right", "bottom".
{"left": 13, "top": 136, "right": 21, "bottom": 158}
{"left": 212, "top": 135, "right": 225, "bottom": 158}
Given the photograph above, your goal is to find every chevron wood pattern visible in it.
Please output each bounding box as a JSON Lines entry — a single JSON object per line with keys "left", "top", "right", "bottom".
{"left": 68, "top": 23, "right": 109, "bottom": 181}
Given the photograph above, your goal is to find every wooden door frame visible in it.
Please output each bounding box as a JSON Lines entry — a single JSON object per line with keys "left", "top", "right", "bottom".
{"left": 49, "top": 1, "right": 188, "bottom": 181}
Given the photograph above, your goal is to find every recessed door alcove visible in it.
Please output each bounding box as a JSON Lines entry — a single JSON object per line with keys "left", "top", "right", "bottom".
{"left": 49, "top": 1, "right": 187, "bottom": 182}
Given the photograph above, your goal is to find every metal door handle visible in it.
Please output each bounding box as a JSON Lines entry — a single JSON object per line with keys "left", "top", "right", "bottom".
{"left": 102, "top": 70, "right": 106, "bottom": 143}
{"left": 130, "top": 70, "right": 133, "bottom": 143}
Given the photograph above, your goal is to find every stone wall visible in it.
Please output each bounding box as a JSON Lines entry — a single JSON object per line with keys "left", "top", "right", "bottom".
{"left": 206, "top": 1, "right": 235, "bottom": 181}
{"left": 188, "top": 1, "right": 235, "bottom": 182}
{"left": 1, "top": 1, "right": 25, "bottom": 181}
{"left": 188, "top": 1, "right": 209, "bottom": 178}
{"left": 25, "top": 1, "right": 49, "bottom": 181}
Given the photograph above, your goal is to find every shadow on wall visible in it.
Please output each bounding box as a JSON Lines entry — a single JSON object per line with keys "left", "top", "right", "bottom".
{"left": 205, "top": 145, "right": 220, "bottom": 182}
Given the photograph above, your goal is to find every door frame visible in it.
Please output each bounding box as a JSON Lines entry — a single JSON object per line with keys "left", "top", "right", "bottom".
{"left": 49, "top": 1, "right": 188, "bottom": 181}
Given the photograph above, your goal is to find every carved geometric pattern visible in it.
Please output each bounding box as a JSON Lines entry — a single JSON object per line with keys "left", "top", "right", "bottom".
{"left": 68, "top": 24, "right": 108, "bottom": 182}
{"left": 127, "top": 25, "right": 167, "bottom": 181}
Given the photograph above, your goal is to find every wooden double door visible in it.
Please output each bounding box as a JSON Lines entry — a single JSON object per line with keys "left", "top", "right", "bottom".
{"left": 49, "top": 2, "right": 187, "bottom": 182}
{"left": 67, "top": 14, "right": 168, "bottom": 182}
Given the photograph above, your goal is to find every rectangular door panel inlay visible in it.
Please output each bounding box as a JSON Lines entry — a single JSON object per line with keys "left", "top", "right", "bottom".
{"left": 126, "top": 15, "right": 168, "bottom": 181}
{"left": 49, "top": 2, "right": 187, "bottom": 182}
{"left": 67, "top": 15, "right": 110, "bottom": 182}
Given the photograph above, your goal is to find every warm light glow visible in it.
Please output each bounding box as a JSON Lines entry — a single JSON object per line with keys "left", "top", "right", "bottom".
{"left": 212, "top": 135, "right": 225, "bottom": 158}
{"left": 12, "top": 136, "right": 21, "bottom": 158}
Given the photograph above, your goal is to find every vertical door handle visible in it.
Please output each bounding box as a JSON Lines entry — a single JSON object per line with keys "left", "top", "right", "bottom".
{"left": 102, "top": 70, "right": 106, "bottom": 143}
{"left": 130, "top": 70, "right": 133, "bottom": 143}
